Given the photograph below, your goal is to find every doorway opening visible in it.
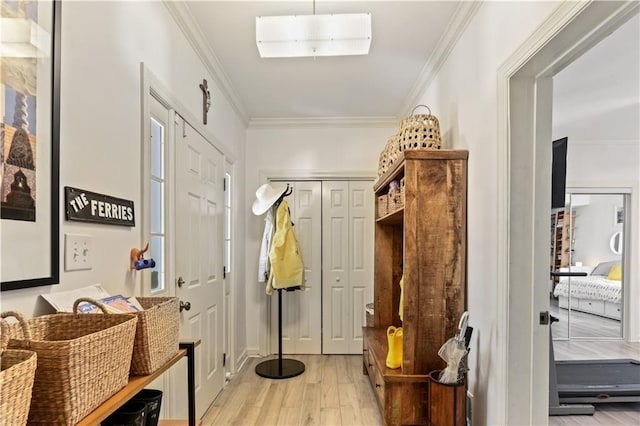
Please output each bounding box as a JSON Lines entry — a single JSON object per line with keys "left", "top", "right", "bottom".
{"left": 501, "top": 2, "right": 639, "bottom": 424}
{"left": 550, "top": 191, "right": 630, "bottom": 341}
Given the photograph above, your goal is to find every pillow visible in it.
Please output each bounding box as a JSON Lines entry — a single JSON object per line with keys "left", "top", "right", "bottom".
{"left": 607, "top": 264, "right": 622, "bottom": 281}
{"left": 591, "top": 260, "right": 618, "bottom": 276}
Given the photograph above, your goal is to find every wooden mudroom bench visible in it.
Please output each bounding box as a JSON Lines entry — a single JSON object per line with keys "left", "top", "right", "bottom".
{"left": 77, "top": 340, "right": 199, "bottom": 426}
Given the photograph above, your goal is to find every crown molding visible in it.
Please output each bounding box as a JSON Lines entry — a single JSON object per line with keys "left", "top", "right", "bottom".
{"left": 163, "top": 1, "right": 249, "bottom": 125}
{"left": 263, "top": 170, "right": 377, "bottom": 181}
{"left": 248, "top": 116, "right": 398, "bottom": 129}
{"left": 399, "top": 1, "right": 482, "bottom": 117}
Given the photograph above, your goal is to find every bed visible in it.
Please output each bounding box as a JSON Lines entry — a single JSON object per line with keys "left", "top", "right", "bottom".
{"left": 553, "top": 261, "right": 622, "bottom": 320}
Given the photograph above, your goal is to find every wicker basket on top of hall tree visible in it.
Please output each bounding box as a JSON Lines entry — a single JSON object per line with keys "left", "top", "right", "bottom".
{"left": 129, "top": 297, "right": 180, "bottom": 375}
{"left": 398, "top": 105, "right": 442, "bottom": 151}
{"left": 0, "top": 315, "right": 37, "bottom": 426}
{"left": 377, "top": 134, "right": 401, "bottom": 178}
{"left": 1, "top": 299, "right": 138, "bottom": 425}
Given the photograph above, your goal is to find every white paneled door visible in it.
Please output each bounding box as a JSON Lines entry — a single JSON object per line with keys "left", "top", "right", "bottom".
{"left": 271, "top": 181, "right": 322, "bottom": 354}
{"left": 175, "top": 118, "right": 225, "bottom": 417}
{"left": 322, "top": 181, "right": 374, "bottom": 354}
{"left": 269, "top": 180, "right": 373, "bottom": 355}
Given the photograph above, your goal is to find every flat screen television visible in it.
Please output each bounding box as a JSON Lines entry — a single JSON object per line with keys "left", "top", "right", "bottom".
{"left": 551, "top": 137, "right": 568, "bottom": 210}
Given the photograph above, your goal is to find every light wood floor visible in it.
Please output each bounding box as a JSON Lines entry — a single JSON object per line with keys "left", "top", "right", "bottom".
{"left": 201, "top": 350, "right": 639, "bottom": 426}
{"left": 549, "top": 340, "right": 640, "bottom": 425}
{"left": 550, "top": 297, "right": 622, "bottom": 339}
{"left": 202, "top": 355, "right": 382, "bottom": 426}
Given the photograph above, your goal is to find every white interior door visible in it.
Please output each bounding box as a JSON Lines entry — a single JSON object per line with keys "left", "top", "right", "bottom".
{"left": 175, "top": 118, "right": 225, "bottom": 417}
{"left": 322, "top": 181, "right": 374, "bottom": 354}
{"left": 270, "top": 181, "right": 322, "bottom": 354}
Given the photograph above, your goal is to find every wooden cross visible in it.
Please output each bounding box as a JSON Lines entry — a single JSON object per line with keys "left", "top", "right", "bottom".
{"left": 199, "top": 79, "right": 211, "bottom": 125}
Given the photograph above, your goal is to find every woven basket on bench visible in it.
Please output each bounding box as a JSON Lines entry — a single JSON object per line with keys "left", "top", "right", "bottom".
{"left": 2, "top": 299, "right": 137, "bottom": 425}
{"left": 130, "top": 297, "right": 180, "bottom": 375}
{"left": 0, "top": 316, "right": 37, "bottom": 426}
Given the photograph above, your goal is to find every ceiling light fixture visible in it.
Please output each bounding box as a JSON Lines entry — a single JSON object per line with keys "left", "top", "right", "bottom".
{"left": 256, "top": 1, "right": 371, "bottom": 58}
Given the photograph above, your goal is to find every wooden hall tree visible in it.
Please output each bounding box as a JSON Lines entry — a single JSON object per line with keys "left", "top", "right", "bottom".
{"left": 363, "top": 150, "right": 468, "bottom": 425}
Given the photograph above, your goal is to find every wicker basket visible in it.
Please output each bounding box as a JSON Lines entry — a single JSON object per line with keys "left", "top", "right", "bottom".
{"left": 388, "top": 179, "right": 403, "bottom": 213}
{"left": 130, "top": 297, "right": 180, "bottom": 375}
{"left": 398, "top": 105, "right": 442, "bottom": 151}
{"left": 400, "top": 177, "right": 406, "bottom": 205}
{"left": 378, "top": 134, "right": 401, "bottom": 178}
{"left": 386, "top": 134, "right": 401, "bottom": 170}
{"left": 378, "top": 195, "right": 388, "bottom": 218}
{"left": 0, "top": 316, "right": 37, "bottom": 426}
{"left": 389, "top": 188, "right": 404, "bottom": 212}
{"left": 2, "top": 300, "right": 138, "bottom": 425}
{"left": 378, "top": 142, "right": 389, "bottom": 178}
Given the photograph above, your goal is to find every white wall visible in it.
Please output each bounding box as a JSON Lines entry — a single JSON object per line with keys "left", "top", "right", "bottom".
{"left": 412, "top": 1, "right": 560, "bottom": 424}
{"left": 0, "top": 1, "right": 247, "bottom": 356}
{"left": 244, "top": 124, "right": 396, "bottom": 354}
{"left": 572, "top": 196, "right": 623, "bottom": 268}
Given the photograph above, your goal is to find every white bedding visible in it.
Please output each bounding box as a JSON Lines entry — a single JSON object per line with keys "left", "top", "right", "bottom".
{"left": 553, "top": 275, "right": 622, "bottom": 303}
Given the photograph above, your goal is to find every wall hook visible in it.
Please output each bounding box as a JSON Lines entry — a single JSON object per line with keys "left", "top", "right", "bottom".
{"left": 130, "top": 242, "right": 156, "bottom": 270}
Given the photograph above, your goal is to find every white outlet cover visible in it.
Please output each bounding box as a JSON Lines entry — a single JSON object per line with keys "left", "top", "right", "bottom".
{"left": 65, "top": 233, "right": 92, "bottom": 271}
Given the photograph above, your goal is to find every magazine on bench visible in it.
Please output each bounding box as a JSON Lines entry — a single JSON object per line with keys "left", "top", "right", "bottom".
{"left": 41, "top": 284, "right": 144, "bottom": 313}
{"left": 76, "top": 294, "right": 143, "bottom": 314}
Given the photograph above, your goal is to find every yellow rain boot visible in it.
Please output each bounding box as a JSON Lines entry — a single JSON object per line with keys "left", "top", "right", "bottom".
{"left": 386, "top": 326, "right": 403, "bottom": 369}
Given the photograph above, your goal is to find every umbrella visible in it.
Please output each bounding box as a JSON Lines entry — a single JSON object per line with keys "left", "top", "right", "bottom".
{"left": 437, "top": 311, "right": 470, "bottom": 384}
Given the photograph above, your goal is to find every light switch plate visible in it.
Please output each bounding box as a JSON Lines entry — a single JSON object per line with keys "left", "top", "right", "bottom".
{"left": 65, "top": 233, "right": 92, "bottom": 271}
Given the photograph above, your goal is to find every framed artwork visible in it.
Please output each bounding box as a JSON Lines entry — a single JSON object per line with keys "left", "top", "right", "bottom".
{"left": 1, "top": 0, "right": 61, "bottom": 291}
{"left": 614, "top": 205, "right": 624, "bottom": 226}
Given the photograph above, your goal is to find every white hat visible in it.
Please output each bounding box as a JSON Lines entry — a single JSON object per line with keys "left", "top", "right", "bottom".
{"left": 252, "top": 183, "right": 287, "bottom": 215}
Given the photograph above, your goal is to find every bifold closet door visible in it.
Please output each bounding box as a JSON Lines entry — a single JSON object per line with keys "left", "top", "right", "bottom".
{"left": 322, "top": 181, "right": 374, "bottom": 354}
{"left": 270, "top": 181, "right": 322, "bottom": 354}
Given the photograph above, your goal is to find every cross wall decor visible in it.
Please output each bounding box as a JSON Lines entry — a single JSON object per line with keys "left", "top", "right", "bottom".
{"left": 199, "top": 79, "right": 211, "bottom": 125}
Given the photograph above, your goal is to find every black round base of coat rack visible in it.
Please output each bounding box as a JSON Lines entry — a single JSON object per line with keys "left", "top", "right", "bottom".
{"left": 255, "top": 358, "right": 305, "bottom": 379}
{"left": 256, "top": 288, "right": 306, "bottom": 380}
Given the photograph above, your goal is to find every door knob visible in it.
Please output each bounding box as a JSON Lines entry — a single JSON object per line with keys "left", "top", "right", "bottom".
{"left": 180, "top": 301, "right": 191, "bottom": 312}
{"left": 176, "top": 276, "right": 185, "bottom": 288}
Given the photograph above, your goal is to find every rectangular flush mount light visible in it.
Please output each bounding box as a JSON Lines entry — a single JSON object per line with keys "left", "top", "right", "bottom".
{"left": 256, "top": 13, "right": 371, "bottom": 58}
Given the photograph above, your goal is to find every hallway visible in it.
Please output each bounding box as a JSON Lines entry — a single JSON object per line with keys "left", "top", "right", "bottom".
{"left": 202, "top": 355, "right": 382, "bottom": 425}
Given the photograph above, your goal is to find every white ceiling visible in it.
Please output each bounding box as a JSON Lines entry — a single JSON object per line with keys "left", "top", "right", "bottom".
{"left": 184, "top": 1, "right": 461, "bottom": 120}
{"left": 180, "top": 2, "right": 639, "bottom": 130}
{"left": 553, "top": 13, "right": 640, "bottom": 141}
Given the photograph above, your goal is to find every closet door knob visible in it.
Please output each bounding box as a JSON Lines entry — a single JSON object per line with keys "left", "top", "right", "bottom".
{"left": 336, "top": 277, "right": 341, "bottom": 282}
{"left": 180, "top": 301, "right": 191, "bottom": 312}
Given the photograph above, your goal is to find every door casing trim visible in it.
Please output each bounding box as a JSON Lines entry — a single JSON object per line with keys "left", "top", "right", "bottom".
{"left": 496, "top": 2, "right": 639, "bottom": 424}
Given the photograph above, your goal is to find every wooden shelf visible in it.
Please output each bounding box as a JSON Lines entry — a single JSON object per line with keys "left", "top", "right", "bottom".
{"left": 364, "top": 327, "right": 429, "bottom": 383}
{"left": 377, "top": 207, "right": 404, "bottom": 224}
{"left": 77, "top": 350, "right": 186, "bottom": 425}
{"left": 550, "top": 210, "right": 576, "bottom": 284}
{"left": 366, "top": 150, "right": 468, "bottom": 425}
{"left": 374, "top": 149, "right": 469, "bottom": 193}
{"left": 78, "top": 339, "right": 200, "bottom": 426}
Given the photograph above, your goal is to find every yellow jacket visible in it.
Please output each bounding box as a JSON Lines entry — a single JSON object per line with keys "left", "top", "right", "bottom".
{"left": 266, "top": 201, "right": 305, "bottom": 294}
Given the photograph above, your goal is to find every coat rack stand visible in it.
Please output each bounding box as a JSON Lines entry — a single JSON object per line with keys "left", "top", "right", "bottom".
{"left": 255, "top": 289, "right": 306, "bottom": 379}
{"left": 255, "top": 185, "right": 305, "bottom": 380}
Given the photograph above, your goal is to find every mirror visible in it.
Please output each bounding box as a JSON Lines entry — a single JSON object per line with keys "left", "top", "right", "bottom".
{"left": 550, "top": 192, "right": 626, "bottom": 340}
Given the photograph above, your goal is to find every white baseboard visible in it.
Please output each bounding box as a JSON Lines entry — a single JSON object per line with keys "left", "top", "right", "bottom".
{"left": 235, "top": 349, "right": 248, "bottom": 373}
